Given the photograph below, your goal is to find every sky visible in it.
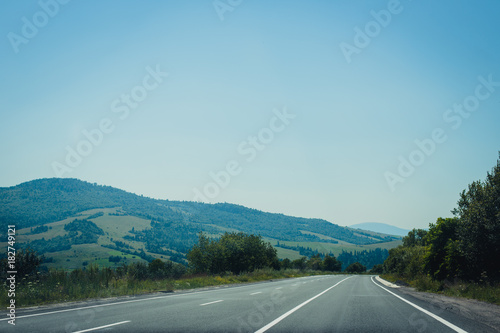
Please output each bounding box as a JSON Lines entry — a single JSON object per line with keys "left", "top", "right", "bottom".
{"left": 1, "top": 0, "right": 499, "bottom": 230}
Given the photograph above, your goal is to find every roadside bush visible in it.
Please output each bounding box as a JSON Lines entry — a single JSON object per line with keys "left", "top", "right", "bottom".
{"left": 370, "top": 264, "right": 384, "bottom": 274}
{"left": 345, "top": 262, "right": 366, "bottom": 274}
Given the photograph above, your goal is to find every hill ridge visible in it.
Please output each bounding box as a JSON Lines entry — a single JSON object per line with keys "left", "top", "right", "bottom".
{"left": 0, "top": 178, "right": 401, "bottom": 266}
{"left": 1, "top": 178, "right": 401, "bottom": 243}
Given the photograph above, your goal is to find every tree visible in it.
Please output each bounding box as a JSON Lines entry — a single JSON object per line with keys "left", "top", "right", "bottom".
{"left": 186, "top": 232, "right": 211, "bottom": 274}
{"left": 322, "top": 255, "right": 342, "bottom": 272}
{"left": 148, "top": 259, "right": 168, "bottom": 279}
{"left": 371, "top": 264, "right": 384, "bottom": 274}
{"left": 307, "top": 254, "right": 323, "bottom": 271}
{"left": 383, "top": 245, "right": 425, "bottom": 279}
{"left": 0, "top": 248, "right": 44, "bottom": 282}
{"left": 187, "top": 232, "right": 279, "bottom": 275}
{"left": 403, "top": 229, "right": 428, "bottom": 247}
{"left": 384, "top": 153, "right": 500, "bottom": 283}
{"left": 345, "top": 262, "right": 366, "bottom": 274}
{"left": 292, "top": 257, "right": 307, "bottom": 270}
{"left": 127, "top": 262, "right": 149, "bottom": 280}
{"left": 454, "top": 154, "right": 500, "bottom": 282}
{"left": 280, "top": 258, "right": 292, "bottom": 270}
{"left": 424, "top": 217, "right": 463, "bottom": 281}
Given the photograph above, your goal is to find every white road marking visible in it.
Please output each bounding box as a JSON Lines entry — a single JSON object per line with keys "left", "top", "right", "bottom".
{"left": 370, "top": 276, "right": 468, "bottom": 333}
{"left": 73, "top": 321, "right": 130, "bottom": 333}
{"left": 375, "top": 275, "right": 400, "bottom": 288}
{"left": 1, "top": 275, "right": 339, "bottom": 323}
{"left": 255, "top": 276, "right": 353, "bottom": 333}
{"left": 200, "top": 300, "right": 224, "bottom": 306}
{"left": 275, "top": 287, "right": 282, "bottom": 290}
{"left": 0, "top": 283, "right": 257, "bottom": 322}
{"left": 250, "top": 292, "right": 262, "bottom": 295}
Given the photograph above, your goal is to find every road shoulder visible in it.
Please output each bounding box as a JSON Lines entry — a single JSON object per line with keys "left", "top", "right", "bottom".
{"left": 377, "top": 275, "right": 500, "bottom": 332}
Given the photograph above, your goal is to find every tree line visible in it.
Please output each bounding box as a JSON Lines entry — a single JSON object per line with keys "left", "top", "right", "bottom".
{"left": 337, "top": 248, "right": 388, "bottom": 270}
{"left": 186, "top": 232, "right": 371, "bottom": 274}
{"left": 384, "top": 154, "right": 500, "bottom": 284}
{"left": 187, "top": 232, "right": 280, "bottom": 274}
{"left": 275, "top": 243, "right": 388, "bottom": 270}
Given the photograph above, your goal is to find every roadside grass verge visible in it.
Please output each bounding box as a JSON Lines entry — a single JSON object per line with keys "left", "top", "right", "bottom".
{"left": 379, "top": 274, "right": 500, "bottom": 306}
{"left": 2, "top": 268, "right": 330, "bottom": 308}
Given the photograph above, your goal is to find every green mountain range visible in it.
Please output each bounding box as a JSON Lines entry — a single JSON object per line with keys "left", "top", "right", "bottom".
{"left": 0, "top": 178, "right": 401, "bottom": 269}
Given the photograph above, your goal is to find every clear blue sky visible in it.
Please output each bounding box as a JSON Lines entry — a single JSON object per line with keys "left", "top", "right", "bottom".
{"left": 1, "top": 0, "right": 499, "bottom": 230}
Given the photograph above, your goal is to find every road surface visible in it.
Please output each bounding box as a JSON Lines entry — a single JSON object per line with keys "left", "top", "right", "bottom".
{"left": 1, "top": 275, "right": 495, "bottom": 332}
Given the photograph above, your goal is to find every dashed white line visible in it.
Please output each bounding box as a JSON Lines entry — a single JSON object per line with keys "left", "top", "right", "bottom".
{"left": 73, "top": 321, "right": 130, "bottom": 333}
{"left": 250, "top": 292, "right": 262, "bottom": 295}
{"left": 0, "top": 283, "right": 256, "bottom": 322}
{"left": 370, "top": 277, "right": 467, "bottom": 333}
{"left": 200, "top": 300, "right": 224, "bottom": 306}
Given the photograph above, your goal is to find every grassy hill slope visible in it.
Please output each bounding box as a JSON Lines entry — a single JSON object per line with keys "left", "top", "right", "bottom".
{"left": 1, "top": 178, "right": 402, "bottom": 269}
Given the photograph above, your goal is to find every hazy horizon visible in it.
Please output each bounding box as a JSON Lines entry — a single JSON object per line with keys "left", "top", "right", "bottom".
{"left": 2, "top": 1, "right": 499, "bottom": 230}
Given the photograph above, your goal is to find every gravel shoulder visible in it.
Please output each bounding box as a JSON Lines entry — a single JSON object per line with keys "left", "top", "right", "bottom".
{"left": 378, "top": 276, "right": 500, "bottom": 332}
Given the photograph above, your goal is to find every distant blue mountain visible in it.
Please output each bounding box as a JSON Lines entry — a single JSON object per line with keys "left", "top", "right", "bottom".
{"left": 349, "top": 223, "right": 410, "bottom": 237}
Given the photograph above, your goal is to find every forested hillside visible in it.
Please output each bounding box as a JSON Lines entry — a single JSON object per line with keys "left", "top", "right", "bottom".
{"left": 0, "top": 178, "right": 401, "bottom": 269}
{"left": 0, "top": 178, "right": 399, "bottom": 246}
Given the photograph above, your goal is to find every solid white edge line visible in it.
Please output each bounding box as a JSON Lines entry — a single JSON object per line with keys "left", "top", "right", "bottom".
{"left": 0, "top": 282, "right": 256, "bottom": 321}
{"left": 255, "top": 276, "right": 353, "bottom": 333}
{"left": 0, "top": 294, "right": 175, "bottom": 322}
{"left": 0, "top": 274, "right": 335, "bottom": 322}
{"left": 73, "top": 320, "right": 130, "bottom": 333}
{"left": 200, "top": 300, "right": 224, "bottom": 306}
{"left": 370, "top": 276, "right": 468, "bottom": 333}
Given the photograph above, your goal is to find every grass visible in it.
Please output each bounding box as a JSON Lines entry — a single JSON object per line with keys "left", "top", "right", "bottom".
{"left": 169, "top": 269, "right": 328, "bottom": 290}
{"left": 43, "top": 244, "right": 148, "bottom": 270}
{"left": 2, "top": 268, "right": 330, "bottom": 308}
{"left": 5, "top": 208, "right": 168, "bottom": 270}
{"left": 363, "top": 239, "right": 403, "bottom": 250}
{"left": 442, "top": 282, "right": 500, "bottom": 305}
{"left": 380, "top": 274, "right": 500, "bottom": 306}
{"left": 274, "top": 247, "right": 303, "bottom": 260}
{"left": 3, "top": 208, "right": 402, "bottom": 270}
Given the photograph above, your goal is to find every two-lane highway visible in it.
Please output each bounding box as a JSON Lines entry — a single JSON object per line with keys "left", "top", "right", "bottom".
{"left": 1, "top": 275, "right": 496, "bottom": 332}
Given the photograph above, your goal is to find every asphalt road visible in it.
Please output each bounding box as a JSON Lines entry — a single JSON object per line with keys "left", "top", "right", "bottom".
{"left": 1, "top": 275, "right": 495, "bottom": 332}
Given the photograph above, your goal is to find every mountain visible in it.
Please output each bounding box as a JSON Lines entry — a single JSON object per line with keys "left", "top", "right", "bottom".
{"left": 349, "top": 223, "right": 410, "bottom": 237}
{"left": 0, "top": 178, "right": 402, "bottom": 268}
